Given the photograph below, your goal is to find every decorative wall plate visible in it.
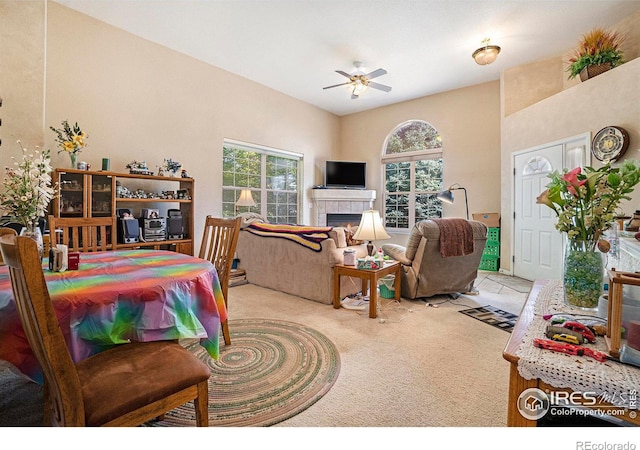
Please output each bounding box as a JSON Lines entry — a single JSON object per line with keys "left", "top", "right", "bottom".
{"left": 591, "top": 126, "right": 629, "bottom": 162}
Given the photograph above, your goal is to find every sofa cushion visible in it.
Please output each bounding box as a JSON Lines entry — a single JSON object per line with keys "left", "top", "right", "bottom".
{"left": 329, "top": 227, "right": 348, "bottom": 248}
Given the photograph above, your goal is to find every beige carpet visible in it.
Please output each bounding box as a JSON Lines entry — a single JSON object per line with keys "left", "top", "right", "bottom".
{"left": 227, "top": 271, "right": 530, "bottom": 427}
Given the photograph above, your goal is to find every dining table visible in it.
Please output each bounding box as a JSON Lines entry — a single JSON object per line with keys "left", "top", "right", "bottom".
{"left": 0, "top": 249, "right": 227, "bottom": 382}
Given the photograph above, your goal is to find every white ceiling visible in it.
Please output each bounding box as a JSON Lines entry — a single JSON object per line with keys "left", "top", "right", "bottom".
{"left": 53, "top": 0, "right": 640, "bottom": 116}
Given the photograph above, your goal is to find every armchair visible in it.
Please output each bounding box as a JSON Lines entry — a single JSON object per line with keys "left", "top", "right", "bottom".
{"left": 382, "top": 219, "right": 488, "bottom": 299}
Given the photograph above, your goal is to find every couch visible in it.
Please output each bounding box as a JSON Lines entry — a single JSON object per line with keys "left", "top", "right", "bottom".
{"left": 382, "top": 219, "right": 488, "bottom": 299}
{"left": 235, "top": 218, "right": 369, "bottom": 304}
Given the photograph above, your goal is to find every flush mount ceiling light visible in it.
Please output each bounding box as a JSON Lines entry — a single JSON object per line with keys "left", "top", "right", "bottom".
{"left": 472, "top": 38, "right": 501, "bottom": 65}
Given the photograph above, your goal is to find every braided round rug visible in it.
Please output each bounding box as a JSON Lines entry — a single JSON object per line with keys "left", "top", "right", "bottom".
{"left": 156, "top": 318, "right": 340, "bottom": 427}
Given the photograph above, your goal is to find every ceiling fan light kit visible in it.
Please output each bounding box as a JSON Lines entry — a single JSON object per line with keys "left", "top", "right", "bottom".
{"left": 323, "top": 61, "right": 392, "bottom": 99}
{"left": 472, "top": 38, "right": 501, "bottom": 65}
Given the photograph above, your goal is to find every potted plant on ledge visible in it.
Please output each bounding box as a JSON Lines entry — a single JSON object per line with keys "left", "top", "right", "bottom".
{"left": 567, "top": 27, "right": 624, "bottom": 82}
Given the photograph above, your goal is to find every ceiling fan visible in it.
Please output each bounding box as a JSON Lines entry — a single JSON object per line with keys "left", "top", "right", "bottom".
{"left": 323, "top": 61, "right": 392, "bottom": 99}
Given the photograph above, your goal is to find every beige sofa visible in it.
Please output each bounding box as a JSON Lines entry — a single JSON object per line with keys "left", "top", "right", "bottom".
{"left": 235, "top": 224, "right": 369, "bottom": 304}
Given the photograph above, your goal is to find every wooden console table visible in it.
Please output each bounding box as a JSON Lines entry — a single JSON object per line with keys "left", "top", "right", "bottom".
{"left": 333, "top": 261, "right": 401, "bottom": 318}
{"left": 503, "top": 280, "right": 640, "bottom": 427}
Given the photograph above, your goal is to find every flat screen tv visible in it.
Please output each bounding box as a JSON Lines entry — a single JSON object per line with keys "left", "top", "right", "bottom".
{"left": 325, "top": 161, "right": 366, "bottom": 189}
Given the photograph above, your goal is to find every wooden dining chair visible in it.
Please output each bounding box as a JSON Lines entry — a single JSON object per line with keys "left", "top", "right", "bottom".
{"left": 0, "top": 227, "right": 17, "bottom": 265}
{"left": 198, "top": 216, "right": 241, "bottom": 345}
{"left": 48, "top": 215, "right": 116, "bottom": 252}
{"left": 0, "top": 234, "right": 211, "bottom": 426}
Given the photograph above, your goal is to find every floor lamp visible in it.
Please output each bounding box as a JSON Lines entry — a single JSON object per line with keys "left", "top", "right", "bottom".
{"left": 235, "top": 189, "right": 256, "bottom": 216}
{"left": 437, "top": 183, "right": 469, "bottom": 220}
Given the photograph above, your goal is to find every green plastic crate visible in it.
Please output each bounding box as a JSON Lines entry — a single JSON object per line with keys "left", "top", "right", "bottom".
{"left": 487, "top": 227, "right": 500, "bottom": 242}
{"left": 479, "top": 255, "right": 499, "bottom": 271}
{"left": 483, "top": 241, "right": 500, "bottom": 257}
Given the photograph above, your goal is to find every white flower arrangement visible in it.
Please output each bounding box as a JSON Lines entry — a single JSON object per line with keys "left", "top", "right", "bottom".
{"left": 0, "top": 141, "right": 57, "bottom": 227}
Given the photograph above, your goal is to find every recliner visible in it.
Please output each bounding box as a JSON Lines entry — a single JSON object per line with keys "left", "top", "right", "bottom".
{"left": 382, "top": 219, "right": 488, "bottom": 299}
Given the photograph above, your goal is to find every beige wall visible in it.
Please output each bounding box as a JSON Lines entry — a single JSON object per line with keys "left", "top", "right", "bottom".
{"left": 1, "top": 1, "right": 341, "bottom": 246}
{"left": 501, "top": 57, "right": 640, "bottom": 273}
{"left": 499, "top": 9, "right": 640, "bottom": 274}
{"left": 503, "top": 9, "right": 640, "bottom": 117}
{"left": 0, "top": 0, "right": 46, "bottom": 151}
{"left": 339, "top": 81, "right": 502, "bottom": 245}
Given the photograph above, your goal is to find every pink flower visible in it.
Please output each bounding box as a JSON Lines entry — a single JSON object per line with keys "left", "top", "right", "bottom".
{"left": 562, "top": 167, "right": 586, "bottom": 196}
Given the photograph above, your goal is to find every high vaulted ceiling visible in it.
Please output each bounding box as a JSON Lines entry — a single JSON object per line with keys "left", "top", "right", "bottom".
{"left": 54, "top": 0, "right": 640, "bottom": 116}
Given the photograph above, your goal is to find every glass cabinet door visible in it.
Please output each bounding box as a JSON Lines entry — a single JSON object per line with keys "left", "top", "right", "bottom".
{"left": 91, "top": 174, "right": 113, "bottom": 217}
{"left": 58, "top": 172, "right": 85, "bottom": 217}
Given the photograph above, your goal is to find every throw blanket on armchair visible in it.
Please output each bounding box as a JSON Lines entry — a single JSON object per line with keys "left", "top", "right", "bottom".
{"left": 246, "top": 223, "right": 332, "bottom": 252}
{"left": 431, "top": 218, "right": 474, "bottom": 257}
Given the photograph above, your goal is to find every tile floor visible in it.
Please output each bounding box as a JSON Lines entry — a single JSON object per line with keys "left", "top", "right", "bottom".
{"left": 475, "top": 270, "right": 533, "bottom": 295}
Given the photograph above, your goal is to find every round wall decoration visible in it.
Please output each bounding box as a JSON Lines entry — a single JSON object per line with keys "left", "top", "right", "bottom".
{"left": 591, "top": 126, "right": 629, "bottom": 162}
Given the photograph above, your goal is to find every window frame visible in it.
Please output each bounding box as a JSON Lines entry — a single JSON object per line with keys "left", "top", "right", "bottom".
{"left": 222, "top": 139, "right": 303, "bottom": 224}
{"left": 381, "top": 120, "right": 444, "bottom": 231}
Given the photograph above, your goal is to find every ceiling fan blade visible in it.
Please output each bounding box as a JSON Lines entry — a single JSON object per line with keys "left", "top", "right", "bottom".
{"left": 323, "top": 82, "right": 350, "bottom": 90}
{"left": 335, "top": 70, "right": 352, "bottom": 78}
{"left": 365, "top": 68, "right": 387, "bottom": 79}
{"left": 368, "top": 81, "right": 392, "bottom": 92}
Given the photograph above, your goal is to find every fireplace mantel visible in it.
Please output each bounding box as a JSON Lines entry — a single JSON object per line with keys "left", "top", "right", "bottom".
{"left": 311, "top": 189, "right": 376, "bottom": 227}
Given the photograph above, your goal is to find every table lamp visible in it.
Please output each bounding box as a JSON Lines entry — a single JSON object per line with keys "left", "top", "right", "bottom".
{"left": 437, "top": 183, "right": 469, "bottom": 220}
{"left": 235, "top": 189, "right": 256, "bottom": 215}
{"left": 352, "top": 210, "right": 390, "bottom": 256}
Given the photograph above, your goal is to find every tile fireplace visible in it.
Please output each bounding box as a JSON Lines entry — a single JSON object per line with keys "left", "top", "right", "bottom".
{"left": 311, "top": 189, "right": 376, "bottom": 227}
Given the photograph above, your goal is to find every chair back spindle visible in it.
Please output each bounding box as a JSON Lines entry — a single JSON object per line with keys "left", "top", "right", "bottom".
{"left": 198, "top": 216, "right": 241, "bottom": 345}
{"left": 48, "top": 215, "right": 116, "bottom": 252}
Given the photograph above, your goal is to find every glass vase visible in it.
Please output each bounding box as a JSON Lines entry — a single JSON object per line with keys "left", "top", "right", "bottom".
{"left": 20, "top": 220, "right": 44, "bottom": 263}
{"left": 69, "top": 152, "right": 77, "bottom": 169}
{"left": 563, "top": 238, "right": 603, "bottom": 310}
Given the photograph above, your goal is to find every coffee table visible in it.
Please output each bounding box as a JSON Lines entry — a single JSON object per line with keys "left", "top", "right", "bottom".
{"left": 333, "top": 260, "right": 401, "bottom": 318}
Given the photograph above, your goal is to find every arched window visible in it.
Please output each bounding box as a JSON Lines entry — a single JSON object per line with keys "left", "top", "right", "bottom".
{"left": 382, "top": 120, "right": 443, "bottom": 230}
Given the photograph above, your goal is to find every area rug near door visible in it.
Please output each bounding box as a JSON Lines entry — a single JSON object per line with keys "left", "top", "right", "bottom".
{"left": 458, "top": 305, "right": 518, "bottom": 333}
{"left": 152, "top": 318, "right": 341, "bottom": 427}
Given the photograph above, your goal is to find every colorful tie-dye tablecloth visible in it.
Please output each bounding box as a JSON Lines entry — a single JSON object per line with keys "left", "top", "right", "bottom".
{"left": 0, "top": 249, "right": 227, "bottom": 382}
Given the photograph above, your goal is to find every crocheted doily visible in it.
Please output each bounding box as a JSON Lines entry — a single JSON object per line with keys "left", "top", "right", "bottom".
{"left": 516, "top": 280, "right": 639, "bottom": 409}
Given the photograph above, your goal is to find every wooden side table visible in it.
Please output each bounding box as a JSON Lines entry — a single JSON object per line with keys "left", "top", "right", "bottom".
{"left": 503, "top": 280, "right": 640, "bottom": 427}
{"left": 333, "top": 261, "right": 401, "bottom": 318}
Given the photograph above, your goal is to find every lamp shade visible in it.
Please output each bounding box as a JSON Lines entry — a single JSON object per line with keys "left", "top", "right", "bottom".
{"left": 436, "top": 190, "right": 454, "bottom": 204}
{"left": 352, "top": 210, "right": 390, "bottom": 241}
{"left": 236, "top": 189, "right": 256, "bottom": 207}
{"left": 437, "top": 184, "right": 469, "bottom": 220}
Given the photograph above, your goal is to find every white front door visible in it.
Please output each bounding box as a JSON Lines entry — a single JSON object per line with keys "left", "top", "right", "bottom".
{"left": 513, "top": 135, "right": 588, "bottom": 281}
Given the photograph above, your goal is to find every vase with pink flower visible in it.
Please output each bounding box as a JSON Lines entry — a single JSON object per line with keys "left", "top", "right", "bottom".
{"left": 537, "top": 162, "right": 640, "bottom": 309}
